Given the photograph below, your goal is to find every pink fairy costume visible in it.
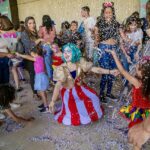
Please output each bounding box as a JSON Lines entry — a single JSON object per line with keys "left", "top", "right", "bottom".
{"left": 34, "top": 56, "right": 49, "bottom": 91}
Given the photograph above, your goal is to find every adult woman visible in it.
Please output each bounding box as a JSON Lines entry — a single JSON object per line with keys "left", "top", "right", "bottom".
{"left": 21, "top": 16, "right": 43, "bottom": 97}
{"left": 0, "top": 15, "right": 22, "bottom": 91}
{"left": 94, "top": 2, "right": 120, "bottom": 102}
{"left": 49, "top": 43, "right": 118, "bottom": 126}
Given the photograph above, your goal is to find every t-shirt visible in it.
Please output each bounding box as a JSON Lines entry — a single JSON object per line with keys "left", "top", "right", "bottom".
{"left": 0, "top": 32, "right": 17, "bottom": 53}
{"left": 126, "top": 29, "right": 143, "bottom": 46}
{"left": 83, "top": 17, "right": 96, "bottom": 40}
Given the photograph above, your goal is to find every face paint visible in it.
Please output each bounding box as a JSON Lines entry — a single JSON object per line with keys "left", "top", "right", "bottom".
{"left": 63, "top": 47, "right": 72, "bottom": 62}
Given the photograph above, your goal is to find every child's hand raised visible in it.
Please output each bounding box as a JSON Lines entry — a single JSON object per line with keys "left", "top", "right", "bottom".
{"left": 105, "top": 49, "right": 116, "bottom": 56}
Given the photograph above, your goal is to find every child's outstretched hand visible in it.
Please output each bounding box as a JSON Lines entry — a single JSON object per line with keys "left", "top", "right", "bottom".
{"left": 110, "top": 69, "right": 120, "bottom": 76}
{"left": 49, "top": 101, "right": 55, "bottom": 114}
{"left": 105, "top": 49, "right": 116, "bottom": 56}
{"left": 16, "top": 52, "right": 21, "bottom": 57}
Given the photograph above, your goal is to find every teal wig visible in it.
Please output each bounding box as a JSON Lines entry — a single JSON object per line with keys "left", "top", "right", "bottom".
{"left": 62, "top": 43, "right": 82, "bottom": 63}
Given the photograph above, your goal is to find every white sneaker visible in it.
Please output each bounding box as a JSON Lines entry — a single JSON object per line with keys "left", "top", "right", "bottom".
{"left": 0, "top": 113, "right": 5, "bottom": 120}
{"left": 10, "top": 103, "right": 21, "bottom": 109}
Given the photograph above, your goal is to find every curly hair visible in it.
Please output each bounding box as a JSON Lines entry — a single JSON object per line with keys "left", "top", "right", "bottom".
{"left": 0, "top": 84, "right": 15, "bottom": 108}
{"left": 140, "top": 60, "right": 150, "bottom": 99}
{"left": 62, "top": 43, "right": 81, "bottom": 63}
{"left": 125, "top": 16, "right": 141, "bottom": 32}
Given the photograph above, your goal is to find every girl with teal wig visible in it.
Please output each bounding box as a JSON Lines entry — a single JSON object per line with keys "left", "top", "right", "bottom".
{"left": 62, "top": 43, "right": 82, "bottom": 63}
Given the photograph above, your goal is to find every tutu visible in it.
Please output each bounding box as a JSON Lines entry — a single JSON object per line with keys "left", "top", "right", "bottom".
{"left": 119, "top": 105, "right": 150, "bottom": 128}
{"left": 54, "top": 82, "right": 103, "bottom": 126}
{"left": 34, "top": 72, "right": 49, "bottom": 91}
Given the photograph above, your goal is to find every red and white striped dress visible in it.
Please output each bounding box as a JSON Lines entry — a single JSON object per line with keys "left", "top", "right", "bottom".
{"left": 54, "top": 78, "right": 103, "bottom": 126}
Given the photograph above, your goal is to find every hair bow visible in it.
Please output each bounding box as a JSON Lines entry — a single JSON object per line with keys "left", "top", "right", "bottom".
{"left": 104, "top": 2, "right": 113, "bottom": 7}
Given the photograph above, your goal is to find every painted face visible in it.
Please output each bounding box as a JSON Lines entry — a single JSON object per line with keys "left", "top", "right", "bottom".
{"left": 129, "top": 21, "right": 137, "bottom": 32}
{"left": 70, "top": 23, "right": 78, "bottom": 32}
{"left": 63, "top": 47, "right": 72, "bottom": 62}
{"left": 27, "top": 19, "right": 36, "bottom": 32}
{"left": 104, "top": 7, "right": 113, "bottom": 22}
{"left": 51, "top": 44, "right": 59, "bottom": 53}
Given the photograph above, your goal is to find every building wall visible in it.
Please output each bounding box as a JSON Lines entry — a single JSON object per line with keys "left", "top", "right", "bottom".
{"left": 17, "top": 0, "right": 140, "bottom": 31}
{"left": 0, "top": 0, "right": 11, "bottom": 19}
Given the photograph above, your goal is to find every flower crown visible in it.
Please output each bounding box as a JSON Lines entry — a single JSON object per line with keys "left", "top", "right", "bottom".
{"left": 103, "top": 2, "right": 113, "bottom": 7}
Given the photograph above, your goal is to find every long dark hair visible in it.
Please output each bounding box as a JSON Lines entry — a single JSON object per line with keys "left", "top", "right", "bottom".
{"left": 0, "top": 84, "right": 15, "bottom": 108}
{"left": 42, "top": 15, "right": 53, "bottom": 33}
{"left": 0, "top": 15, "right": 14, "bottom": 31}
{"left": 24, "top": 16, "right": 38, "bottom": 41}
{"left": 141, "top": 60, "right": 150, "bottom": 99}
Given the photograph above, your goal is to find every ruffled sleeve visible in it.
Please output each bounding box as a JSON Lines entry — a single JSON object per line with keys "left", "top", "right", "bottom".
{"left": 80, "top": 58, "right": 93, "bottom": 72}
{"left": 53, "top": 65, "right": 66, "bottom": 82}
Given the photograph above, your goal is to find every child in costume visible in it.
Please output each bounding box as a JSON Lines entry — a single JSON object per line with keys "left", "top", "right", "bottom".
{"left": 51, "top": 42, "right": 63, "bottom": 70}
{"left": 107, "top": 49, "right": 150, "bottom": 129}
{"left": 16, "top": 46, "right": 49, "bottom": 113}
{"left": 49, "top": 43, "right": 118, "bottom": 126}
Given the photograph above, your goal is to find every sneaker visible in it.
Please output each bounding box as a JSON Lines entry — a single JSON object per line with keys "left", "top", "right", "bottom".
{"left": 106, "top": 94, "right": 118, "bottom": 102}
{"left": 99, "top": 95, "right": 107, "bottom": 104}
{"left": 10, "top": 103, "right": 21, "bottom": 109}
{"left": 0, "top": 113, "right": 5, "bottom": 120}
{"left": 38, "top": 103, "right": 44, "bottom": 109}
{"left": 40, "top": 106, "right": 49, "bottom": 113}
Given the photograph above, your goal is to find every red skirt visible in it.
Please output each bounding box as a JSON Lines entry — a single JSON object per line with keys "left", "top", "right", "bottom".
{"left": 54, "top": 84, "right": 103, "bottom": 126}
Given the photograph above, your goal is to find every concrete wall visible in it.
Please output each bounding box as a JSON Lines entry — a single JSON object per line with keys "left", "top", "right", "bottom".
{"left": 0, "top": 0, "right": 11, "bottom": 19}
{"left": 17, "top": 0, "right": 140, "bottom": 32}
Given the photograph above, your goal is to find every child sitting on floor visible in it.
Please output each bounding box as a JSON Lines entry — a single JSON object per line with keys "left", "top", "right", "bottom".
{"left": 0, "top": 84, "right": 34, "bottom": 124}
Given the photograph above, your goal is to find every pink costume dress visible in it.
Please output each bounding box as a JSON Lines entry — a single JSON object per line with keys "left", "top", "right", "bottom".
{"left": 34, "top": 56, "right": 49, "bottom": 91}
